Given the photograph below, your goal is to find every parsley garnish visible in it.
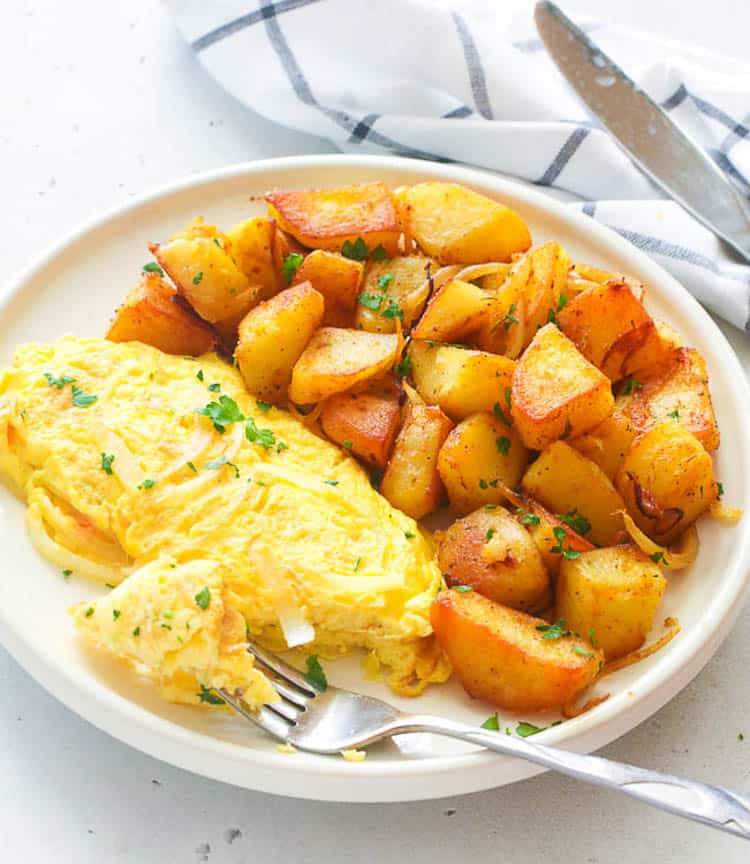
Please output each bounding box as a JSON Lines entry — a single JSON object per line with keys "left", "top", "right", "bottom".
{"left": 453, "top": 585, "right": 473, "bottom": 593}
{"left": 650, "top": 551, "right": 668, "bottom": 565}
{"left": 44, "top": 372, "right": 76, "bottom": 389}
{"left": 282, "top": 252, "right": 304, "bottom": 285}
{"left": 304, "top": 655, "right": 328, "bottom": 692}
{"left": 112, "top": 609, "right": 121, "bottom": 620}
{"left": 358, "top": 292, "right": 383, "bottom": 311}
{"left": 573, "top": 645, "right": 594, "bottom": 657}
{"left": 205, "top": 455, "right": 240, "bottom": 478}
{"left": 503, "top": 303, "right": 519, "bottom": 330}
{"left": 547, "top": 307, "right": 559, "bottom": 326}
{"left": 187, "top": 461, "right": 197, "bottom": 472}
{"left": 100, "top": 453, "right": 115, "bottom": 475}
{"left": 370, "top": 468, "right": 383, "bottom": 489}
{"left": 484, "top": 504, "right": 498, "bottom": 510}
{"left": 516, "top": 721, "right": 546, "bottom": 738}
{"left": 207, "top": 382, "right": 221, "bottom": 393}
{"left": 493, "top": 402, "right": 511, "bottom": 427}
{"left": 485, "top": 528, "right": 496, "bottom": 542}
{"left": 717, "top": 482, "right": 724, "bottom": 499}
{"left": 557, "top": 510, "right": 591, "bottom": 536}
{"left": 245, "top": 416, "right": 276, "bottom": 449}
{"left": 198, "top": 685, "right": 224, "bottom": 705}
{"left": 194, "top": 586, "right": 211, "bottom": 610}
{"left": 536, "top": 618, "right": 571, "bottom": 640}
{"left": 85, "top": 607, "right": 94, "bottom": 617}
{"left": 516, "top": 508, "right": 540, "bottom": 526}
{"left": 138, "top": 478, "right": 156, "bottom": 490}
{"left": 479, "top": 479, "right": 488, "bottom": 489}
{"left": 622, "top": 378, "right": 642, "bottom": 396}
{"left": 667, "top": 409, "right": 680, "bottom": 420}
{"left": 370, "top": 244, "right": 388, "bottom": 261}
{"left": 323, "top": 479, "right": 339, "bottom": 486}
{"left": 496, "top": 436, "right": 511, "bottom": 456}
{"left": 71, "top": 385, "right": 97, "bottom": 407}
{"left": 396, "top": 355, "right": 412, "bottom": 378}
{"left": 192, "top": 271, "right": 203, "bottom": 285}
{"left": 557, "top": 293, "right": 568, "bottom": 312}
{"left": 197, "top": 395, "right": 244, "bottom": 433}
{"left": 62, "top": 569, "right": 72, "bottom": 579}
{"left": 382, "top": 299, "right": 403, "bottom": 320}
{"left": 341, "top": 237, "right": 369, "bottom": 261}
{"left": 213, "top": 237, "right": 223, "bottom": 248}
{"left": 256, "top": 400, "right": 272, "bottom": 413}
{"left": 377, "top": 273, "right": 394, "bottom": 291}
{"left": 481, "top": 714, "right": 500, "bottom": 731}
{"left": 588, "top": 628, "right": 597, "bottom": 648}
{"left": 132, "top": 626, "right": 141, "bottom": 637}
{"left": 142, "top": 262, "right": 164, "bottom": 275}
{"left": 342, "top": 440, "right": 353, "bottom": 449}
{"left": 196, "top": 370, "right": 204, "bottom": 382}
{"left": 276, "top": 441, "right": 288, "bottom": 453}
{"left": 404, "top": 530, "right": 415, "bottom": 539}
{"left": 354, "top": 557, "right": 362, "bottom": 571}
{"left": 551, "top": 526, "right": 580, "bottom": 560}
{"left": 504, "top": 387, "right": 512, "bottom": 407}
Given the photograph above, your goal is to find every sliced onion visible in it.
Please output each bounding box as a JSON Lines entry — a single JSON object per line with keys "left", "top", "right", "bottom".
{"left": 157, "top": 428, "right": 215, "bottom": 482}
{"left": 276, "top": 596, "right": 315, "bottom": 648}
{"left": 601, "top": 617, "right": 681, "bottom": 676}
{"left": 455, "top": 263, "right": 512, "bottom": 283}
{"left": 92, "top": 425, "right": 142, "bottom": 490}
{"left": 709, "top": 502, "right": 743, "bottom": 524}
{"left": 430, "top": 265, "right": 462, "bottom": 292}
{"left": 618, "top": 510, "right": 698, "bottom": 571}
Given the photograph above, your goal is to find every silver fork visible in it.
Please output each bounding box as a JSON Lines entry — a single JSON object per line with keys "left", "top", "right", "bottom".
{"left": 219, "top": 642, "right": 750, "bottom": 840}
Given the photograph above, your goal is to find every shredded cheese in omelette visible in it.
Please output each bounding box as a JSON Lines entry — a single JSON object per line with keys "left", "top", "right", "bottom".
{"left": 0, "top": 337, "right": 449, "bottom": 705}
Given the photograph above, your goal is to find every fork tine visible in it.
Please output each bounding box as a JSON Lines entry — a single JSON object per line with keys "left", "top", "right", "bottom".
{"left": 219, "top": 689, "right": 291, "bottom": 741}
{"left": 246, "top": 642, "right": 318, "bottom": 696}
{"left": 266, "top": 696, "right": 301, "bottom": 723}
{"left": 256, "top": 667, "right": 310, "bottom": 709}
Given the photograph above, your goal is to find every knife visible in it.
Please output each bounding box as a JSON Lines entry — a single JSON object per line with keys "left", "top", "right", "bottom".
{"left": 534, "top": 0, "right": 750, "bottom": 264}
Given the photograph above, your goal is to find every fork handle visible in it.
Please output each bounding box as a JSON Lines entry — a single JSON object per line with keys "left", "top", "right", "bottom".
{"left": 393, "top": 715, "right": 750, "bottom": 840}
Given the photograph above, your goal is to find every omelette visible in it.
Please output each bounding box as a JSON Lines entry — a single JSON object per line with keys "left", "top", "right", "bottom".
{"left": 0, "top": 337, "right": 449, "bottom": 706}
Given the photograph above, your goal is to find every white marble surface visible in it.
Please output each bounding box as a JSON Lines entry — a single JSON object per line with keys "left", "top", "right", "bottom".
{"left": 2, "top": 1, "right": 749, "bottom": 860}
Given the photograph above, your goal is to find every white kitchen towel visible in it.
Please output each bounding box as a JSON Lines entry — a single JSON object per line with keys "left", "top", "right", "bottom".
{"left": 168, "top": 0, "right": 750, "bottom": 331}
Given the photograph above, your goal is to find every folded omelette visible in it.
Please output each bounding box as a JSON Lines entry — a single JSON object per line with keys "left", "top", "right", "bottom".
{"left": 0, "top": 337, "right": 449, "bottom": 705}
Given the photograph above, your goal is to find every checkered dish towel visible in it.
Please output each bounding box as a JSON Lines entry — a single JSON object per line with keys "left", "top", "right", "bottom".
{"left": 169, "top": 0, "right": 750, "bottom": 331}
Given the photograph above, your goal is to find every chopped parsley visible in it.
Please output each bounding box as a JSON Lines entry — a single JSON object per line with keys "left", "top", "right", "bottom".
{"left": 276, "top": 441, "right": 288, "bottom": 453}
{"left": 485, "top": 528, "right": 496, "bottom": 542}
{"left": 282, "top": 252, "right": 304, "bottom": 285}
{"left": 342, "top": 440, "right": 353, "bottom": 450}
{"left": 481, "top": 714, "right": 500, "bottom": 731}
{"left": 112, "top": 609, "right": 121, "bottom": 621}
{"left": 551, "top": 526, "right": 580, "bottom": 560}
{"left": 100, "top": 452, "right": 115, "bottom": 475}
{"left": 194, "top": 586, "right": 211, "bottom": 610}
{"left": 142, "top": 262, "right": 164, "bottom": 275}
{"left": 547, "top": 307, "right": 559, "bottom": 326}
{"left": 667, "top": 409, "right": 680, "bottom": 420}
{"left": 245, "top": 416, "right": 276, "bottom": 449}
{"left": 323, "top": 479, "right": 339, "bottom": 486}
{"left": 207, "top": 382, "right": 221, "bottom": 393}
{"left": 138, "top": 478, "right": 156, "bottom": 490}
{"left": 516, "top": 508, "right": 541, "bottom": 526}
{"left": 717, "top": 482, "right": 724, "bottom": 499}
{"left": 213, "top": 237, "right": 223, "bottom": 249}
{"left": 479, "top": 479, "right": 488, "bottom": 489}
{"left": 573, "top": 645, "right": 594, "bottom": 657}
{"left": 404, "top": 530, "right": 415, "bottom": 539}
{"left": 453, "top": 585, "right": 473, "bottom": 593}
{"left": 502, "top": 303, "right": 519, "bottom": 330}
{"left": 650, "top": 551, "right": 668, "bottom": 565}
{"left": 341, "top": 237, "right": 369, "bottom": 261}
{"left": 198, "top": 685, "right": 225, "bottom": 705}
{"left": 504, "top": 387, "right": 512, "bottom": 407}
{"left": 484, "top": 504, "right": 499, "bottom": 510}
{"left": 354, "top": 557, "right": 362, "bottom": 572}
{"left": 370, "top": 244, "right": 388, "bottom": 261}
{"left": 71, "top": 385, "right": 98, "bottom": 407}
{"left": 187, "top": 461, "right": 197, "bottom": 472}
{"left": 382, "top": 299, "right": 404, "bottom": 320}
{"left": 85, "top": 607, "right": 94, "bottom": 617}
{"left": 197, "top": 395, "right": 244, "bottom": 433}
{"left": 588, "top": 628, "right": 597, "bottom": 648}
{"left": 557, "top": 293, "right": 568, "bottom": 312}
{"left": 132, "top": 626, "right": 140, "bottom": 636}
{"left": 622, "top": 377, "right": 643, "bottom": 396}
{"left": 192, "top": 271, "right": 203, "bottom": 285}
{"left": 44, "top": 372, "right": 76, "bottom": 389}
{"left": 358, "top": 292, "right": 383, "bottom": 311}
{"left": 559, "top": 418, "right": 572, "bottom": 440}
{"left": 62, "top": 569, "right": 72, "bottom": 580}
{"left": 196, "top": 370, "right": 204, "bottom": 382}
{"left": 304, "top": 655, "right": 328, "bottom": 692}
{"left": 493, "top": 402, "right": 511, "bottom": 427}
{"left": 496, "top": 436, "right": 511, "bottom": 456}
{"left": 515, "top": 721, "right": 561, "bottom": 738}
{"left": 557, "top": 510, "right": 591, "bottom": 536}
{"left": 536, "top": 618, "right": 571, "bottom": 640}
{"left": 370, "top": 468, "right": 383, "bottom": 489}
{"left": 396, "top": 355, "right": 412, "bottom": 378}
{"left": 205, "top": 455, "right": 240, "bottom": 478}
{"left": 377, "top": 273, "right": 395, "bottom": 291}
{"left": 255, "top": 399, "right": 272, "bottom": 413}
{"left": 162, "top": 611, "right": 174, "bottom": 620}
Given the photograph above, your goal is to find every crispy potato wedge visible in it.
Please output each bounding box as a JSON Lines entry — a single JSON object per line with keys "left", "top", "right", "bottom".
{"left": 290, "top": 250, "right": 364, "bottom": 328}
{"left": 615, "top": 421, "right": 717, "bottom": 545}
{"left": 400, "top": 182, "right": 531, "bottom": 264}
{"left": 570, "top": 402, "right": 637, "bottom": 480}
{"left": 266, "top": 182, "right": 400, "bottom": 256}
{"left": 107, "top": 273, "right": 217, "bottom": 356}
{"left": 150, "top": 219, "right": 257, "bottom": 325}
{"left": 226, "top": 217, "right": 281, "bottom": 301}
{"left": 380, "top": 391, "right": 453, "bottom": 519}
{"left": 431, "top": 589, "right": 603, "bottom": 711}
{"left": 619, "top": 348, "right": 719, "bottom": 452}
{"left": 288, "top": 327, "right": 400, "bottom": 404}
{"left": 511, "top": 323, "right": 614, "bottom": 450}
{"left": 621, "top": 318, "right": 682, "bottom": 378}
{"left": 521, "top": 441, "right": 627, "bottom": 546}
{"left": 319, "top": 389, "right": 402, "bottom": 469}
{"left": 515, "top": 497, "right": 596, "bottom": 576}
{"left": 437, "top": 507, "right": 549, "bottom": 612}
{"left": 557, "top": 546, "right": 667, "bottom": 660}
{"left": 407, "top": 340, "right": 515, "bottom": 421}
{"left": 234, "top": 282, "right": 324, "bottom": 403}
{"left": 557, "top": 280, "right": 652, "bottom": 379}
{"left": 411, "top": 279, "right": 494, "bottom": 342}
{"left": 437, "top": 412, "right": 528, "bottom": 514}
{"left": 355, "top": 256, "right": 433, "bottom": 333}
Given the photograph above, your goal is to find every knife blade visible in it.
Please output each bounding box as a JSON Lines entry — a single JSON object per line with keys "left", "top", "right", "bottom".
{"left": 534, "top": 0, "right": 750, "bottom": 263}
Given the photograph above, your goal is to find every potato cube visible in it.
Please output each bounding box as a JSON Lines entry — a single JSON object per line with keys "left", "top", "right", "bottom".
{"left": 511, "top": 323, "right": 614, "bottom": 450}
{"left": 431, "top": 589, "right": 603, "bottom": 711}
{"left": 408, "top": 340, "right": 515, "bottom": 420}
{"left": 226, "top": 217, "right": 281, "bottom": 301}
{"left": 266, "top": 182, "right": 400, "bottom": 257}
{"left": 515, "top": 498, "right": 595, "bottom": 576}
{"left": 437, "top": 412, "right": 528, "bottom": 514}
{"left": 319, "top": 389, "right": 402, "bottom": 469}
{"left": 289, "top": 250, "right": 363, "bottom": 328}
{"left": 622, "top": 318, "right": 682, "bottom": 378}
{"left": 400, "top": 182, "right": 531, "bottom": 264}
{"left": 355, "top": 256, "right": 433, "bottom": 333}
{"left": 521, "top": 441, "right": 627, "bottom": 546}
{"left": 475, "top": 254, "right": 532, "bottom": 358}
{"left": 615, "top": 420, "right": 717, "bottom": 545}
{"left": 411, "top": 279, "right": 494, "bottom": 343}
{"left": 557, "top": 546, "right": 667, "bottom": 660}
{"left": 288, "top": 327, "right": 400, "bottom": 404}
{"left": 106, "top": 273, "right": 217, "bottom": 356}
{"left": 234, "top": 281, "right": 324, "bottom": 403}
{"left": 570, "top": 403, "right": 637, "bottom": 480}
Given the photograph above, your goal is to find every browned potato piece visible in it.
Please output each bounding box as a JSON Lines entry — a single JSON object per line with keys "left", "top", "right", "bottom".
{"left": 266, "top": 182, "right": 400, "bottom": 256}
{"left": 355, "top": 256, "right": 433, "bottom": 333}
{"left": 431, "top": 589, "right": 603, "bottom": 711}
{"left": 288, "top": 328, "right": 400, "bottom": 404}
{"left": 515, "top": 498, "right": 596, "bottom": 576}
{"left": 319, "top": 389, "right": 402, "bottom": 469}
{"left": 437, "top": 507, "right": 549, "bottom": 611}
{"left": 234, "top": 282, "right": 324, "bottom": 403}
{"left": 289, "top": 250, "right": 363, "bottom": 328}
{"left": 620, "top": 348, "right": 719, "bottom": 452}
{"left": 524, "top": 242, "right": 571, "bottom": 338}
{"left": 106, "top": 273, "right": 217, "bottom": 356}
{"left": 521, "top": 441, "right": 626, "bottom": 547}
{"left": 557, "top": 280, "right": 652, "bottom": 379}
{"left": 570, "top": 402, "right": 637, "bottom": 480}
{"left": 226, "top": 217, "right": 280, "bottom": 301}
{"left": 411, "top": 279, "right": 494, "bottom": 342}
{"left": 150, "top": 219, "right": 257, "bottom": 325}
{"left": 557, "top": 546, "right": 667, "bottom": 660}
{"left": 511, "top": 323, "right": 614, "bottom": 450}
{"left": 380, "top": 392, "right": 453, "bottom": 519}
{"left": 437, "top": 413, "right": 528, "bottom": 514}
{"left": 475, "top": 254, "right": 532, "bottom": 358}
{"left": 622, "top": 318, "right": 682, "bottom": 377}
{"left": 400, "top": 182, "right": 531, "bottom": 264}
{"left": 408, "top": 340, "right": 515, "bottom": 420}
{"left": 615, "top": 421, "right": 717, "bottom": 545}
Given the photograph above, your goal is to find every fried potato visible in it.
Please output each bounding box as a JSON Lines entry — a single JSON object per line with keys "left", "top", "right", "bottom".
{"left": 150, "top": 219, "right": 257, "bottom": 325}
{"left": 266, "top": 182, "right": 400, "bottom": 256}
{"left": 619, "top": 348, "right": 719, "bottom": 452}
{"left": 355, "top": 256, "right": 433, "bottom": 333}
{"left": 226, "top": 217, "right": 281, "bottom": 301}
{"left": 431, "top": 589, "right": 603, "bottom": 711}
{"left": 521, "top": 441, "right": 626, "bottom": 546}
{"left": 621, "top": 318, "right": 682, "bottom": 378}
{"left": 437, "top": 507, "right": 549, "bottom": 612}
{"left": 437, "top": 413, "right": 528, "bottom": 514}
{"left": 319, "top": 389, "right": 402, "bottom": 469}
{"left": 288, "top": 327, "right": 400, "bottom": 404}
{"left": 475, "top": 254, "right": 532, "bottom": 358}
{"left": 557, "top": 280, "right": 652, "bottom": 380}
{"left": 524, "top": 242, "right": 571, "bottom": 338}
{"left": 234, "top": 282, "right": 324, "bottom": 403}
{"left": 557, "top": 546, "right": 667, "bottom": 660}
{"left": 290, "top": 250, "right": 364, "bottom": 328}
{"left": 380, "top": 390, "right": 453, "bottom": 519}
{"left": 411, "top": 279, "right": 494, "bottom": 342}
{"left": 570, "top": 403, "right": 636, "bottom": 480}
{"left": 511, "top": 323, "right": 614, "bottom": 450}
{"left": 615, "top": 420, "right": 717, "bottom": 545}
{"left": 106, "top": 273, "right": 217, "bottom": 356}
{"left": 407, "top": 340, "right": 515, "bottom": 421}
{"left": 515, "top": 497, "right": 595, "bottom": 576}
{"left": 400, "top": 182, "right": 531, "bottom": 264}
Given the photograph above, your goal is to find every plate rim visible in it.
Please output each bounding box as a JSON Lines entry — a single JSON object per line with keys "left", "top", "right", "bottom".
{"left": 2, "top": 153, "right": 750, "bottom": 802}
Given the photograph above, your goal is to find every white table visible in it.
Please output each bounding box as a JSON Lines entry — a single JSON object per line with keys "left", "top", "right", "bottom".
{"left": 2, "top": 1, "right": 749, "bottom": 861}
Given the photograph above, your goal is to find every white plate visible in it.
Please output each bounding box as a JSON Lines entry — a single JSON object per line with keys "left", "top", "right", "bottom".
{"left": 1, "top": 155, "right": 749, "bottom": 803}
